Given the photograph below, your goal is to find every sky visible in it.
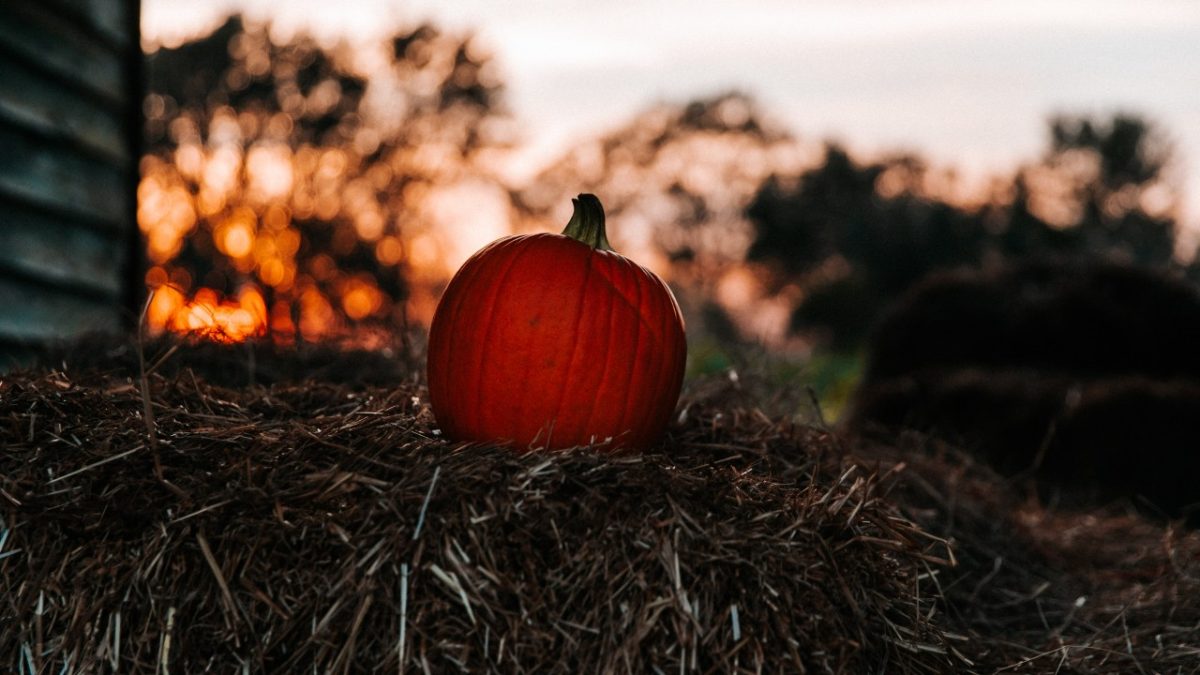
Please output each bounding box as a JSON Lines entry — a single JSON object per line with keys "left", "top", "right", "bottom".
{"left": 142, "top": 0, "right": 1200, "bottom": 228}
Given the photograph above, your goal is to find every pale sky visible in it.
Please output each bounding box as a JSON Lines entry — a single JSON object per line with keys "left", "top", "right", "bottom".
{"left": 143, "top": 0, "right": 1200, "bottom": 228}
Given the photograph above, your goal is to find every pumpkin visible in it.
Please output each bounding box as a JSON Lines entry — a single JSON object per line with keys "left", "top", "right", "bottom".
{"left": 427, "top": 194, "right": 687, "bottom": 451}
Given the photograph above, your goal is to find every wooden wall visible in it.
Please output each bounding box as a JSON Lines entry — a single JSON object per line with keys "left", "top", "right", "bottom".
{"left": 0, "top": 0, "right": 142, "bottom": 366}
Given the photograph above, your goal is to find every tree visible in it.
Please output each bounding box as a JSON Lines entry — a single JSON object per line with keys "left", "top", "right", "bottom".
{"left": 517, "top": 93, "right": 806, "bottom": 345}
{"left": 747, "top": 146, "right": 986, "bottom": 348}
{"left": 744, "top": 114, "right": 1184, "bottom": 351}
{"left": 1008, "top": 114, "right": 1178, "bottom": 266}
{"left": 139, "top": 16, "right": 514, "bottom": 341}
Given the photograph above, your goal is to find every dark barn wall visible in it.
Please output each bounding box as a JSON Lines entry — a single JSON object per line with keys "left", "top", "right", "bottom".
{"left": 0, "top": 0, "right": 142, "bottom": 366}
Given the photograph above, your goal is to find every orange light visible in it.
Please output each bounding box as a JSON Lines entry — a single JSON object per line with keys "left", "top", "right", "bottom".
{"left": 135, "top": 21, "right": 533, "bottom": 349}
{"left": 258, "top": 258, "right": 287, "bottom": 287}
{"left": 299, "top": 286, "right": 336, "bottom": 341}
{"left": 270, "top": 300, "right": 296, "bottom": 339}
{"left": 341, "top": 277, "right": 385, "bottom": 320}
{"left": 223, "top": 223, "right": 255, "bottom": 258}
{"left": 146, "top": 285, "right": 185, "bottom": 333}
{"left": 145, "top": 266, "right": 169, "bottom": 287}
{"left": 239, "top": 285, "right": 268, "bottom": 324}
{"left": 375, "top": 236, "right": 403, "bottom": 265}
{"left": 147, "top": 284, "right": 269, "bottom": 343}
{"left": 216, "top": 209, "right": 257, "bottom": 259}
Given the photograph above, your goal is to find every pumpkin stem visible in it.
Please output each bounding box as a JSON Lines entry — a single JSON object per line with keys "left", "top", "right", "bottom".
{"left": 561, "top": 194, "right": 614, "bottom": 251}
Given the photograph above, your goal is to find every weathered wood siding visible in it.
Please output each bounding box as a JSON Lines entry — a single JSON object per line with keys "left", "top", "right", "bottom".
{"left": 0, "top": 0, "right": 141, "bottom": 366}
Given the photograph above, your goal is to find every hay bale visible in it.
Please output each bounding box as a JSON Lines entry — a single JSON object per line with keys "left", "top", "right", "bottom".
{"left": 5, "top": 339, "right": 1200, "bottom": 673}
{"left": 0, "top": 350, "right": 952, "bottom": 673}
{"left": 861, "top": 260, "right": 1200, "bottom": 383}
{"left": 849, "top": 261, "right": 1200, "bottom": 517}
{"left": 855, "top": 432, "right": 1200, "bottom": 673}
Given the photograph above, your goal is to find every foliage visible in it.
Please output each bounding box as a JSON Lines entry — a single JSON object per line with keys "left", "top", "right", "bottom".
{"left": 139, "top": 19, "right": 1192, "bottom": 357}
{"left": 746, "top": 114, "right": 1186, "bottom": 350}
{"left": 521, "top": 93, "right": 798, "bottom": 287}
{"left": 140, "top": 16, "right": 513, "bottom": 340}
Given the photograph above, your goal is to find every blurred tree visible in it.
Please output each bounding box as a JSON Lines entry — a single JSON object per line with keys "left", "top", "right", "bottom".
{"left": 518, "top": 92, "right": 807, "bottom": 344}
{"left": 746, "top": 149, "right": 872, "bottom": 276}
{"left": 748, "top": 145, "right": 986, "bottom": 348}
{"left": 746, "top": 114, "right": 1184, "bottom": 351}
{"left": 521, "top": 93, "right": 798, "bottom": 277}
{"left": 140, "top": 15, "right": 514, "bottom": 341}
{"left": 1008, "top": 114, "right": 1178, "bottom": 266}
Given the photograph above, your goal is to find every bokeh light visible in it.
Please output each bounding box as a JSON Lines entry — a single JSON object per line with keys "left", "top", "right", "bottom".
{"left": 139, "top": 16, "right": 514, "bottom": 343}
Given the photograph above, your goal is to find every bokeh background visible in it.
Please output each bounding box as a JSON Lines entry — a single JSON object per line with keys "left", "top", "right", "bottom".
{"left": 136, "top": 0, "right": 1200, "bottom": 413}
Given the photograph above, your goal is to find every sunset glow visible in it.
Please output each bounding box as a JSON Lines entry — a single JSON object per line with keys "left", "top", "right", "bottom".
{"left": 145, "top": 0, "right": 1199, "bottom": 225}
{"left": 147, "top": 283, "right": 268, "bottom": 343}
{"left": 136, "top": 15, "right": 519, "bottom": 343}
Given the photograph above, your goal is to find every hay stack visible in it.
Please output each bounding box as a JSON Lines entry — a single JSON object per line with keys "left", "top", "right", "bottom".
{"left": 2, "top": 339, "right": 1199, "bottom": 673}
{"left": 848, "top": 261, "right": 1200, "bottom": 518}
{"left": 1, "top": 343, "right": 951, "bottom": 673}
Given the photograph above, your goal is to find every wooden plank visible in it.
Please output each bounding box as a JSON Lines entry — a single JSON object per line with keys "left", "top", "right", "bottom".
{"left": 0, "top": 2, "right": 125, "bottom": 106}
{"left": 0, "top": 199, "right": 127, "bottom": 297}
{"left": 0, "top": 56, "right": 129, "bottom": 165}
{"left": 0, "top": 276, "right": 123, "bottom": 342}
{"left": 40, "top": 0, "right": 133, "bottom": 49}
{"left": 0, "top": 120, "right": 130, "bottom": 227}
{"left": 0, "top": 0, "right": 142, "bottom": 347}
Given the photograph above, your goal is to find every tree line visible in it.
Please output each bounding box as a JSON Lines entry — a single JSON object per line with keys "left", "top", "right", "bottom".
{"left": 143, "top": 16, "right": 1193, "bottom": 348}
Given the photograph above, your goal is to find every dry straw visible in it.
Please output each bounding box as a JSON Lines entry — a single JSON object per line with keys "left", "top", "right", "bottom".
{"left": 1, "top": 339, "right": 1197, "bottom": 673}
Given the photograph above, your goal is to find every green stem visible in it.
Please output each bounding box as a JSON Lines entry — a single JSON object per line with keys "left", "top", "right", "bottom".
{"left": 561, "top": 194, "right": 614, "bottom": 251}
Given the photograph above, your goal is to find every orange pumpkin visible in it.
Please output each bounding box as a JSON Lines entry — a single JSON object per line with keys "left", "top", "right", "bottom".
{"left": 427, "top": 194, "right": 687, "bottom": 451}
